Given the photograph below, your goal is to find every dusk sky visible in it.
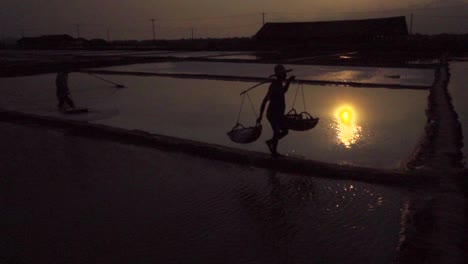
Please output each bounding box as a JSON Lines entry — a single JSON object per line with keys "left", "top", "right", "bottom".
{"left": 1, "top": 0, "right": 467, "bottom": 40}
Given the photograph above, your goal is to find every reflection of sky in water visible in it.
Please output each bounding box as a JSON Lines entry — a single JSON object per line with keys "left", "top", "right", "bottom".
{"left": 332, "top": 106, "right": 363, "bottom": 148}
{"left": 236, "top": 171, "right": 404, "bottom": 263}
{"left": 0, "top": 73, "right": 428, "bottom": 169}
{"left": 2, "top": 133, "right": 407, "bottom": 264}
{"left": 334, "top": 122, "right": 363, "bottom": 149}
{"left": 101, "top": 62, "right": 434, "bottom": 86}
{"left": 209, "top": 54, "right": 258, "bottom": 60}
{"left": 130, "top": 51, "right": 247, "bottom": 58}
{"left": 319, "top": 70, "right": 372, "bottom": 83}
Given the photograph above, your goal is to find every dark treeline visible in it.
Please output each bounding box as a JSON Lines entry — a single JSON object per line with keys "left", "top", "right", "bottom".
{"left": 4, "top": 35, "right": 253, "bottom": 51}
{"left": 1, "top": 34, "right": 467, "bottom": 56}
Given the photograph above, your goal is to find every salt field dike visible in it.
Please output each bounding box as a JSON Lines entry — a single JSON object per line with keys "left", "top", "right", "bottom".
{"left": 1, "top": 14, "right": 468, "bottom": 264}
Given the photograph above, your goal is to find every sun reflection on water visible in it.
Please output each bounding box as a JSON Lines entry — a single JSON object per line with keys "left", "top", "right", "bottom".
{"left": 333, "top": 106, "right": 363, "bottom": 148}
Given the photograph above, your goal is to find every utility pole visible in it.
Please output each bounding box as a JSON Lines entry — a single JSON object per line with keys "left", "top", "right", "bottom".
{"left": 150, "top": 18, "right": 156, "bottom": 42}
{"left": 409, "top": 13, "right": 413, "bottom": 35}
{"left": 262, "top": 12, "right": 266, "bottom": 26}
{"left": 0, "top": 11, "right": 4, "bottom": 43}
{"left": 106, "top": 28, "right": 111, "bottom": 42}
{"left": 75, "top": 24, "right": 81, "bottom": 38}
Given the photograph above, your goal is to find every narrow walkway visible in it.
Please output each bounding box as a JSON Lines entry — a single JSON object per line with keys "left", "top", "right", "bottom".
{"left": 81, "top": 69, "right": 432, "bottom": 90}
{"left": 0, "top": 108, "right": 434, "bottom": 188}
{"left": 426, "top": 66, "right": 464, "bottom": 170}
{"left": 396, "top": 62, "right": 467, "bottom": 264}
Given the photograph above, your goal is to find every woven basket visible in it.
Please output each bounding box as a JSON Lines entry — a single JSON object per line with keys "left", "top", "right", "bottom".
{"left": 284, "top": 109, "right": 319, "bottom": 131}
{"left": 227, "top": 123, "right": 262, "bottom": 144}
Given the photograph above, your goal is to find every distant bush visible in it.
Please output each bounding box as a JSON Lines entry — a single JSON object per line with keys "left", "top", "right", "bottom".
{"left": 89, "top": 39, "right": 109, "bottom": 49}
{"left": 110, "top": 37, "right": 255, "bottom": 51}
{"left": 16, "top": 35, "right": 90, "bottom": 49}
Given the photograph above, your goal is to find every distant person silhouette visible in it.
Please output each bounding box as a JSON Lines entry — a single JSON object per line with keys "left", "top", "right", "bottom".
{"left": 257, "top": 64, "right": 295, "bottom": 156}
{"left": 56, "top": 71, "right": 75, "bottom": 109}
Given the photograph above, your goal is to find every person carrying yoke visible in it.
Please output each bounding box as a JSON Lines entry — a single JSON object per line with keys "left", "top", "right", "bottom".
{"left": 257, "top": 64, "right": 295, "bottom": 156}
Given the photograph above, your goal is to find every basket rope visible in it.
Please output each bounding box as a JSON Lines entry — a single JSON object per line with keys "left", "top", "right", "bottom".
{"left": 236, "top": 92, "right": 258, "bottom": 124}
{"left": 291, "top": 82, "right": 307, "bottom": 112}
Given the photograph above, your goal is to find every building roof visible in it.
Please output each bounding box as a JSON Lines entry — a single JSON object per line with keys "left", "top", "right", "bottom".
{"left": 254, "top": 16, "right": 408, "bottom": 41}
{"left": 18, "top": 34, "right": 75, "bottom": 42}
{"left": 17, "top": 35, "right": 86, "bottom": 48}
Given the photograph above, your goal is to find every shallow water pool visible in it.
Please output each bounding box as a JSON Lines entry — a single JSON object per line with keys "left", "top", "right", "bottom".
{"left": 1, "top": 121, "right": 408, "bottom": 263}
{"left": 100, "top": 61, "right": 434, "bottom": 87}
{"left": 0, "top": 73, "right": 428, "bottom": 168}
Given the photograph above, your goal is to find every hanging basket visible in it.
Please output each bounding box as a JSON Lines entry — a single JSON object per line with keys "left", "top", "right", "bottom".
{"left": 227, "top": 123, "right": 262, "bottom": 144}
{"left": 284, "top": 108, "right": 319, "bottom": 131}
{"left": 227, "top": 91, "right": 262, "bottom": 144}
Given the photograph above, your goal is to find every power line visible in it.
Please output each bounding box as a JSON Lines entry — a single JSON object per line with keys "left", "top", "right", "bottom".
{"left": 161, "top": 13, "right": 258, "bottom": 22}
{"left": 414, "top": 15, "right": 468, "bottom": 19}
{"left": 269, "top": 4, "right": 468, "bottom": 16}
{"left": 7, "top": 8, "right": 467, "bottom": 40}
{"left": 201, "top": 23, "right": 260, "bottom": 31}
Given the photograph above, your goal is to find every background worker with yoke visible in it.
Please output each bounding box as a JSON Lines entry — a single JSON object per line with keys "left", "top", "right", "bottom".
{"left": 56, "top": 71, "right": 75, "bottom": 110}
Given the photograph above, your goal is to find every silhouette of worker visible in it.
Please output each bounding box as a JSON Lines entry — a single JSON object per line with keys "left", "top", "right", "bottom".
{"left": 257, "top": 64, "right": 295, "bottom": 156}
{"left": 56, "top": 71, "right": 75, "bottom": 109}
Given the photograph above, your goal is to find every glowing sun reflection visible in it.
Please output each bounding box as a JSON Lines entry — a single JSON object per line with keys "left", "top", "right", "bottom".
{"left": 334, "top": 106, "right": 363, "bottom": 148}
